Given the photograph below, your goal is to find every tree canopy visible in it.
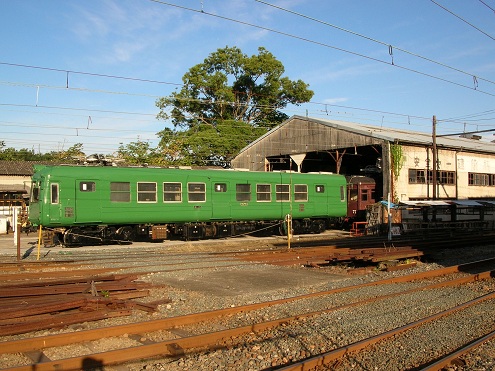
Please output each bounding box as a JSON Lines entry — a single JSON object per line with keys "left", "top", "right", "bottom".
{"left": 2, "top": 47, "right": 313, "bottom": 168}
{"left": 156, "top": 46, "right": 314, "bottom": 129}
{"left": 156, "top": 120, "right": 266, "bottom": 167}
{"left": 0, "top": 141, "right": 84, "bottom": 162}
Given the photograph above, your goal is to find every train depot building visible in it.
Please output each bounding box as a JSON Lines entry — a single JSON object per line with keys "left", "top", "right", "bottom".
{"left": 0, "top": 161, "right": 33, "bottom": 234}
{"left": 231, "top": 115, "right": 495, "bottom": 234}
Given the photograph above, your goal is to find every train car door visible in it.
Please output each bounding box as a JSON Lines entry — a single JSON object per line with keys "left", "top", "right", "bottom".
{"left": 48, "top": 182, "right": 62, "bottom": 224}
{"left": 75, "top": 180, "right": 102, "bottom": 223}
{"left": 211, "top": 180, "right": 232, "bottom": 220}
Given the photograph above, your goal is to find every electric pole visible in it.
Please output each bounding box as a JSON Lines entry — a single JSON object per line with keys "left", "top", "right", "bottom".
{"left": 432, "top": 115, "right": 437, "bottom": 200}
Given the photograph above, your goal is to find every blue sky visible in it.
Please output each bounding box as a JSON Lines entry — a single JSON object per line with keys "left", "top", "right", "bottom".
{"left": 1, "top": 0, "right": 494, "bottom": 155}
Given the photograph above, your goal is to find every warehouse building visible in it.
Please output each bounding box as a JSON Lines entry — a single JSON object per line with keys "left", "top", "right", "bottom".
{"left": 0, "top": 161, "right": 34, "bottom": 233}
{"left": 231, "top": 115, "right": 495, "bottom": 231}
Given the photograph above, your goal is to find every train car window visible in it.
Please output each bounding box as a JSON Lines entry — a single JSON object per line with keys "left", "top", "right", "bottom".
{"left": 340, "top": 185, "right": 345, "bottom": 201}
{"left": 361, "top": 190, "right": 368, "bottom": 201}
{"left": 236, "top": 184, "right": 251, "bottom": 202}
{"left": 276, "top": 184, "right": 290, "bottom": 202}
{"left": 30, "top": 182, "right": 39, "bottom": 202}
{"left": 315, "top": 185, "right": 325, "bottom": 193}
{"left": 188, "top": 183, "right": 206, "bottom": 202}
{"left": 138, "top": 182, "right": 157, "bottom": 203}
{"left": 256, "top": 184, "right": 271, "bottom": 202}
{"left": 294, "top": 184, "right": 308, "bottom": 201}
{"left": 79, "top": 182, "right": 95, "bottom": 192}
{"left": 51, "top": 183, "right": 59, "bottom": 204}
{"left": 215, "top": 183, "right": 227, "bottom": 192}
{"left": 110, "top": 182, "right": 131, "bottom": 203}
{"left": 164, "top": 182, "right": 182, "bottom": 202}
{"left": 349, "top": 189, "right": 358, "bottom": 201}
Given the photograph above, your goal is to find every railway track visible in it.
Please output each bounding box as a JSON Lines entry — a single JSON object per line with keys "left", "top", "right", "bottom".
{"left": 1, "top": 258, "right": 495, "bottom": 370}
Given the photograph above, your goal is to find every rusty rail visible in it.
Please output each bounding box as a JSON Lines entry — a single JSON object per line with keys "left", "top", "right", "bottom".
{"left": 274, "top": 290, "right": 495, "bottom": 371}
{"left": 2, "top": 263, "right": 494, "bottom": 370}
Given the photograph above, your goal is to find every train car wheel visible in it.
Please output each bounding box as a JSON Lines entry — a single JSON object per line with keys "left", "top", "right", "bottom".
{"left": 116, "top": 226, "right": 135, "bottom": 242}
{"left": 63, "top": 227, "right": 82, "bottom": 247}
{"left": 311, "top": 219, "right": 326, "bottom": 234}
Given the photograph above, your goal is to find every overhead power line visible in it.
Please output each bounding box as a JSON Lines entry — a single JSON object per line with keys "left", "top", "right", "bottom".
{"left": 256, "top": 0, "right": 495, "bottom": 88}
{"left": 0, "top": 62, "right": 182, "bottom": 87}
{"left": 478, "top": 0, "right": 495, "bottom": 14}
{"left": 148, "top": 0, "right": 495, "bottom": 97}
{"left": 430, "top": 0, "right": 495, "bottom": 41}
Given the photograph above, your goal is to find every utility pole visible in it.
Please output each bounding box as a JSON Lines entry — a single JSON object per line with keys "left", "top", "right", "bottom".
{"left": 432, "top": 115, "right": 437, "bottom": 200}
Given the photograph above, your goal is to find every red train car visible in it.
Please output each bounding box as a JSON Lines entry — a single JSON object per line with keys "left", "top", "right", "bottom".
{"left": 342, "top": 176, "right": 376, "bottom": 229}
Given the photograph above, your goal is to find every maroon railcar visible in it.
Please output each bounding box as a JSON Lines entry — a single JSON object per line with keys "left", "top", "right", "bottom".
{"left": 342, "top": 176, "right": 376, "bottom": 228}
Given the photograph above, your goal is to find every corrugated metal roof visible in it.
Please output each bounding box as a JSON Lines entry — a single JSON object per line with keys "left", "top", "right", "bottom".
{"left": 451, "top": 200, "right": 484, "bottom": 206}
{"left": 307, "top": 116, "right": 495, "bottom": 154}
{"left": 400, "top": 200, "right": 491, "bottom": 207}
{"left": 241, "top": 115, "right": 495, "bottom": 154}
{"left": 400, "top": 200, "right": 451, "bottom": 206}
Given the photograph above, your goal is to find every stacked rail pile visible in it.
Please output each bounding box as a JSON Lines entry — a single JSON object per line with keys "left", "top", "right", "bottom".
{"left": 325, "top": 246, "right": 423, "bottom": 263}
{"left": 0, "top": 274, "right": 169, "bottom": 336}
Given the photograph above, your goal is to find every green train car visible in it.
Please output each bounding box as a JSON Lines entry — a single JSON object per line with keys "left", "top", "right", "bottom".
{"left": 28, "top": 165, "right": 347, "bottom": 246}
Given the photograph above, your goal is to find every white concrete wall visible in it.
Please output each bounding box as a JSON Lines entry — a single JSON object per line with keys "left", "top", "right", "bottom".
{"left": 457, "top": 152, "right": 495, "bottom": 198}
{"left": 396, "top": 145, "right": 495, "bottom": 200}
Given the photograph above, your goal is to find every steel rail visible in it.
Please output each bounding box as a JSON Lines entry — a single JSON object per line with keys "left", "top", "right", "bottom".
{"left": 1, "top": 259, "right": 490, "bottom": 354}
{"left": 420, "top": 329, "right": 495, "bottom": 370}
{"left": 0, "top": 269, "right": 492, "bottom": 370}
{"left": 3, "top": 272, "right": 494, "bottom": 371}
{"left": 273, "top": 291, "right": 495, "bottom": 371}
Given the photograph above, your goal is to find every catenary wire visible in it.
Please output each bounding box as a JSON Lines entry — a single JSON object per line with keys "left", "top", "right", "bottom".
{"left": 478, "top": 0, "right": 495, "bottom": 14}
{"left": 255, "top": 0, "right": 495, "bottom": 87}
{"left": 430, "top": 0, "right": 495, "bottom": 41}
{"left": 145, "top": 0, "right": 495, "bottom": 97}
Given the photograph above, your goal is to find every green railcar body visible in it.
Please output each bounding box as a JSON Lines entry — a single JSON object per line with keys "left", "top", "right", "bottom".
{"left": 28, "top": 165, "right": 347, "bottom": 244}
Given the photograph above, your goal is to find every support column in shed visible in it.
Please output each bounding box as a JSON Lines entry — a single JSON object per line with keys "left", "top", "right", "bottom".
{"left": 289, "top": 154, "right": 306, "bottom": 173}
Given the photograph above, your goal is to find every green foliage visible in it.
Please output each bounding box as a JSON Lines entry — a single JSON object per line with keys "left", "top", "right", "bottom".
{"left": 50, "top": 143, "right": 85, "bottom": 163}
{"left": 117, "top": 140, "right": 160, "bottom": 165}
{"left": 100, "top": 290, "right": 110, "bottom": 298}
{"left": 157, "top": 120, "right": 267, "bottom": 167}
{"left": 0, "top": 141, "right": 57, "bottom": 161}
{"left": 156, "top": 46, "right": 314, "bottom": 129}
{"left": 390, "top": 143, "right": 403, "bottom": 180}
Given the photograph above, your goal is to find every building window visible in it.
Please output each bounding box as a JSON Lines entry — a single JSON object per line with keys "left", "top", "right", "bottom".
{"left": 79, "top": 182, "right": 95, "bottom": 192}
{"left": 437, "top": 171, "right": 455, "bottom": 185}
{"left": 276, "top": 184, "right": 290, "bottom": 202}
{"left": 428, "top": 170, "right": 455, "bottom": 185}
{"left": 468, "top": 172, "right": 493, "bottom": 186}
{"left": 164, "top": 182, "right": 182, "bottom": 202}
{"left": 256, "top": 184, "right": 271, "bottom": 202}
{"left": 138, "top": 182, "right": 157, "bottom": 202}
{"left": 236, "top": 184, "right": 251, "bottom": 202}
{"left": 188, "top": 183, "right": 206, "bottom": 202}
{"left": 409, "top": 169, "right": 455, "bottom": 185}
{"left": 110, "top": 182, "right": 130, "bottom": 202}
{"left": 408, "top": 169, "right": 426, "bottom": 184}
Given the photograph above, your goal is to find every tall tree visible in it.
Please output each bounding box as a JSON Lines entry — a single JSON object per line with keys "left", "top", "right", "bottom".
{"left": 157, "top": 120, "right": 266, "bottom": 167}
{"left": 156, "top": 46, "right": 314, "bottom": 129}
{"left": 117, "top": 140, "right": 159, "bottom": 165}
